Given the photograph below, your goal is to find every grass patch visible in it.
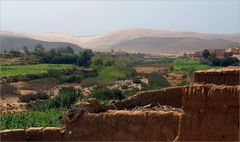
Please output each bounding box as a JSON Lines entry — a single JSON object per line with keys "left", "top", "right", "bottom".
{"left": 0, "top": 109, "right": 66, "bottom": 130}
{"left": 0, "top": 61, "right": 16, "bottom": 66}
{"left": 172, "top": 59, "right": 211, "bottom": 73}
{"left": 30, "top": 87, "right": 80, "bottom": 111}
{"left": 0, "top": 64, "right": 76, "bottom": 77}
{"left": 97, "top": 66, "right": 128, "bottom": 83}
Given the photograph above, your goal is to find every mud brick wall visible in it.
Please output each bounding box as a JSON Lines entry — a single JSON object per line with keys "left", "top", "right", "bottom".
{"left": 176, "top": 84, "right": 240, "bottom": 141}
{"left": 63, "top": 110, "right": 180, "bottom": 141}
{"left": 0, "top": 127, "right": 64, "bottom": 141}
{"left": 110, "top": 86, "right": 183, "bottom": 110}
{"left": 194, "top": 67, "right": 240, "bottom": 85}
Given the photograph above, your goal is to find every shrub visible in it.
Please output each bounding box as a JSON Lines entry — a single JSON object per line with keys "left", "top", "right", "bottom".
{"left": 124, "top": 87, "right": 140, "bottom": 97}
{"left": 205, "top": 57, "right": 239, "bottom": 67}
{"left": 148, "top": 72, "right": 170, "bottom": 89}
{"left": 81, "top": 77, "right": 98, "bottom": 87}
{"left": 59, "top": 74, "right": 82, "bottom": 83}
{"left": 30, "top": 87, "right": 80, "bottom": 111}
{"left": 130, "top": 69, "right": 138, "bottom": 77}
{"left": 121, "top": 85, "right": 128, "bottom": 90}
{"left": 19, "top": 92, "right": 49, "bottom": 103}
{"left": 47, "top": 69, "right": 62, "bottom": 79}
{"left": 90, "top": 87, "right": 124, "bottom": 102}
{"left": 112, "top": 88, "right": 125, "bottom": 100}
{"left": 140, "top": 82, "right": 150, "bottom": 91}
{"left": 132, "top": 78, "right": 141, "bottom": 84}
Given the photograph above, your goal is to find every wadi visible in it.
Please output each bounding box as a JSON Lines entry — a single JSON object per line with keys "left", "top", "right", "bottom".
{"left": 1, "top": 0, "right": 240, "bottom": 141}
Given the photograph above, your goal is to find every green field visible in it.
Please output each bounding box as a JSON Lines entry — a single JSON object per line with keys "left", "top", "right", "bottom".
{"left": 0, "top": 63, "right": 77, "bottom": 77}
{"left": 0, "top": 109, "right": 65, "bottom": 130}
{"left": 97, "top": 66, "right": 128, "bottom": 82}
{"left": 172, "top": 59, "right": 211, "bottom": 73}
{"left": 0, "top": 88, "right": 79, "bottom": 130}
{"left": 0, "top": 61, "right": 16, "bottom": 66}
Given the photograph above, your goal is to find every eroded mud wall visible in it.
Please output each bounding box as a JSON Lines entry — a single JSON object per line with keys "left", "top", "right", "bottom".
{"left": 109, "top": 86, "right": 183, "bottom": 110}
{"left": 0, "top": 127, "right": 64, "bottom": 141}
{"left": 176, "top": 84, "right": 240, "bottom": 141}
{"left": 194, "top": 67, "right": 240, "bottom": 85}
{"left": 63, "top": 110, "right": 180, "bottom": 141}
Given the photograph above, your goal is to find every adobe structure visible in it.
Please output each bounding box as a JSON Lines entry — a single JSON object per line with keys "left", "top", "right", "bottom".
{"left": 0, "top": 67, "right": 239, "bottom": 141}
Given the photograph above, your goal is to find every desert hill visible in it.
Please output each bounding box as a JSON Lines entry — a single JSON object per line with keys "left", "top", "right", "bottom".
{"left": 111, "top": 37, "right": 239, "bottom": 54}
{"left": 1, "top": 28, "right": 239, "bottom": 54}
{"left": 0, "top": 36, "right": 83, "bottom": 52}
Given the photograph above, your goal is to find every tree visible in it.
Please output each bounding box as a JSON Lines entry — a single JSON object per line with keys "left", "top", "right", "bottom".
{"left": 148, "top": 72, "right": 170, "bottom": 89}
{"left": 202, "top": 49, "right": 210, "bottom": 59}
{"left": 22, "top": 46, "right": 29, "bottom": 54}
{"left": 65, "top": 46, "right": 74, "bottom": 54}
{"left": 77, "top": 49, "right": 94, "bottom": 67}
{"left": 9, "top": 49, "right": 22, "bottom": 57}
{"left": 34, "top": 44, "right": 45, "bottom": 56}
{"left": 49, "top": 48, "right": 58, "bottom": 56}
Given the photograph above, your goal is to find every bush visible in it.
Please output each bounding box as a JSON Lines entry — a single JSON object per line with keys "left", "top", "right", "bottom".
{"left": 121, "top": 85, "right": 128, "bottom": 89}
{"left": 47, "top": 69, "right": 62, "bottom": 79}
{"left": 130, "top": 69, "right": 138, "bottom": 77}
{"left": 132, "top": 78, "right": 141, "bottom": 84}
{"left": 124, "top": 87, "right": 140, "bottom": 97}
{"left": 30, "top": 87, "right": 80, "bottom": 111}
{"left": 19, "top": 92, "right": 49, "bottom": 103}
{"left": 90, "top": 87, "right": 125, "bottom": 102}
{"left": 112, "top": 88, "right": 125, "bottom": 100}
{"left": 148, "top": 72, "right": 170, "bottom": 89}
{"left": 205, "top": 57, "right": 239, "bottom": 67}
{"left": 59, "top": 74, "right": 82, "bottom": 83}
{"left": 81, "top": 77, "right": 98, "bottom": 87}
{"left": 140, "top": 82, "right": 150, "bottom": 91}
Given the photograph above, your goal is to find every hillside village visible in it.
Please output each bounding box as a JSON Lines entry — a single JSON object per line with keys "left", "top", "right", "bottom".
{"left": 186, "top": 47, "right": 240, "bottom": 59}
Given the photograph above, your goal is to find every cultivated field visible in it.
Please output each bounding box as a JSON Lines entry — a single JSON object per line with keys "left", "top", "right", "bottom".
{"left": 0, "top": 62, "right": 77, "bottom": 77}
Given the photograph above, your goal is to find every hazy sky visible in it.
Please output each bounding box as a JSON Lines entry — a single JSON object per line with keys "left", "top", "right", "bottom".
{"left": 1, "top": 0, "right": 240, "bottom": 36}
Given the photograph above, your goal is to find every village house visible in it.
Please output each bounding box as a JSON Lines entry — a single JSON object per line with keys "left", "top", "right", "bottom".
{"left": 212, "top": 49, "right": 225, "bottom": 58}
{"left": 225, "top": 47, "right": 240, "bottom": 54}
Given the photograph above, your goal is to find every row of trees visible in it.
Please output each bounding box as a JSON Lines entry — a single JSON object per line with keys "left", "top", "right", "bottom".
{"left": 202, "top": 49, "right": 239, "bottom": 66}
{"left": 2, "top": 44, "right": 94, "bottom": 67}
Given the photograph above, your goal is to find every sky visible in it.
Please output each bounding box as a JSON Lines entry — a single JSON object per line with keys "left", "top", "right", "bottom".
{"left": 1, "top": 0, "right": 240, "bottom": 36}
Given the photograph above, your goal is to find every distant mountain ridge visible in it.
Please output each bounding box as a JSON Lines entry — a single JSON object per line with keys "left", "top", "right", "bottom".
{"left": 111, "top": 37, "right": 240, "bottom": 54}
{"left": 0, "top": 36, "right": 83, "bottom": 52}
{"left": 1, "top": 28, "right": 239, "bottom": 55}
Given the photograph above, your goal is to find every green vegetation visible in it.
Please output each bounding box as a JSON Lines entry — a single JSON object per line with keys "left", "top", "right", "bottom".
{"left": 98, "top": 66, "right": 128, "bottom": 83}
{"left": 200, "top": 49, "right": 239, "bottom": 66}
{"left": 0, "top": 61, "right": 16, "bottom": 66}
{"left": 19, "top": 92, "right": 49, "bottom": 103}
{"left": 172, "top": 59, "right": 211, "bottom": 73}
{"left": 31, "top": 87, "right": 81, "bottom": 111}
{"left": 148, "top": 72, "right": 170, "bottom": 89}
{"left": 0, "top": 109, "right": 65, "bottom": 130}
{"left": 59, "top": 74, "right": 82, "bottom": 83}
{"left": 0, "top": 63, "right": 76, "bottom": 77}
{"left": 202, "top": 57, "right": 239, "bottom": 67}
{"left": 90, "top": 87, "right": 124, "bottom": 103}
{"left": 81, "top": 77, "right": 99, "bottom": 87}
{"left": 132, "top": 78, "right": 141, "bottom": 84}
{"left": 124, "top": 87, "right": 141, "bottom": 97}
{"left": 0, "top": 88, "right": 80, "bottom": 130}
